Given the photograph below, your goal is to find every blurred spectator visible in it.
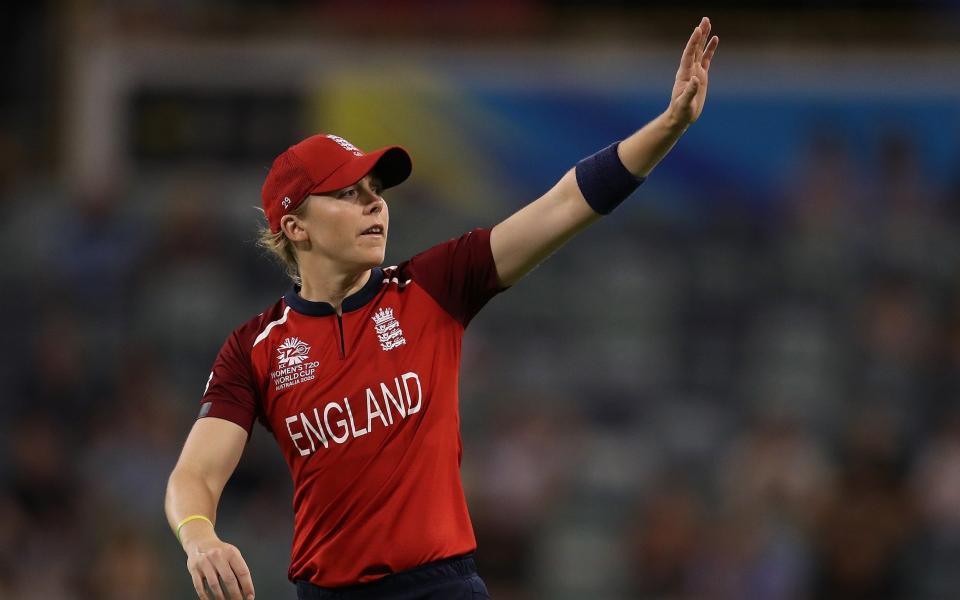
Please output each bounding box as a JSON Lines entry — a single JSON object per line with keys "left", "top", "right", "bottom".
{"left": 49, "top": 184, "right": 145, "bottom": 322}
{"left": 854, "top": 271, "right": 936, "bottom": 435}
{"left": 812, "top": 413, "right": 912, "bottom": 599}
{"left": 685, "top": 414, "right": 830, "bottom": 600}
{"left": 86, "top": 527, "right": 170, "bottom": 600}
{"left": 135, "top": 178, "right": 249, "bottom": 385}
{"left": 779, "top": 128, "right": 861, "bottom": 298}
{"left": 21, "top": 308, "right": 104, "bottom": 425}
{"left": 5, "top": 415, "right": 84, "bottom": 599}
{"left": 907, "top": 410, "right": 960, "bottom": 598}
{"left": 624, "top": 475, "right": 703, "bottom": 598}
{"left": 471, "top": 403, "right": 574, "bottom": 600}
{"left": 80, "top": 359, "right": 181, "bottom": 522}
{"left": 719, "top": 414, "right": 833, "bottom": 532}
{"left": 691, "top": 508, "right": 810, "bottom": 600}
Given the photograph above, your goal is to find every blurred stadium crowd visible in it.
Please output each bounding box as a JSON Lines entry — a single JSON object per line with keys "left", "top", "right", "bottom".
{"left": 3, "top": 2, "right": 960, "bottom": 599}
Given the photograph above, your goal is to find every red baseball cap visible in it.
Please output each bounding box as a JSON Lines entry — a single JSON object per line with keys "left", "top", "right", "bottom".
{"left": 261, "top": 134, "right": 412, "bottom": 232}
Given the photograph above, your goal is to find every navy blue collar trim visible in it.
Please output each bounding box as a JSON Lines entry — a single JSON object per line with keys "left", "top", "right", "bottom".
{"left": 284, "top": 268, "right": 384, "bottom": 317}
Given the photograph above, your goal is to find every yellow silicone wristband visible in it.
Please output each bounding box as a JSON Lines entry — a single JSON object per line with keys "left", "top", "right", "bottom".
{"left": 175, "top": 514, "right": 214, "bottom": 543}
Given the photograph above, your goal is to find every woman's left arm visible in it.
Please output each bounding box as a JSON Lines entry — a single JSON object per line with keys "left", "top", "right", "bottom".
{"left": 490, "top": 17, "right": 718, "bottom": 287}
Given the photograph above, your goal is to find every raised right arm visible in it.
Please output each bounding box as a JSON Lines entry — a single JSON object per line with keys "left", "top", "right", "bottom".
{"left": 165, "top": 417, "right": 256, "bottom": 600}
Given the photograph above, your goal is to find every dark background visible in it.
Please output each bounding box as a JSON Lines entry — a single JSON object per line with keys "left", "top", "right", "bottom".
{"left": 3, "top": 2, "right": 960, "bottom": 598}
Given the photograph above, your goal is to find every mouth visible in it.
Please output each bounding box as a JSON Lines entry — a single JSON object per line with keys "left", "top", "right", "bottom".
{"left": 359, "top": 224, "right": 385, "bottom": 237}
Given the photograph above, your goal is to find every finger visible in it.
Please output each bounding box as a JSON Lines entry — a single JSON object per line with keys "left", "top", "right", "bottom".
{"left": 228, "top": 552, "right": 256, "bottom": 600}
{"left": 680, "top": 76, "right": 700, "bottom": 104}
{"left": 199, "top": 562, "right": 226, "bottom": 600}
{"left": 680, "top": 26, "right": 701, "bottom": 71}
{"left": 211, "top": 555, "right": 243, "bottom": 600}
{"left": 699, "top": 18, "right": 711, "bottom": 54}
{"left": 702, "top": 36, "right": 719, "bottom": 70}
{"left": 190, "top": 569, "right": 210, "bottom": 600}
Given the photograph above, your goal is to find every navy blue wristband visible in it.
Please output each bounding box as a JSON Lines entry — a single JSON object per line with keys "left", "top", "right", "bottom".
{"left": 574, "top": 142, "right": 645, "bottom": 215}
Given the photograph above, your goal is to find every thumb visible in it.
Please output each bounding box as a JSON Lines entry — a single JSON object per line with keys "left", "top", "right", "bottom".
{"left": 679, "top": 76, "right": 700, "bottom": 103}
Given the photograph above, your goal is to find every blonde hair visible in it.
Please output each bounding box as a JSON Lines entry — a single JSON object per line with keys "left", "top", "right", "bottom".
{"left": 256, "top": 201, "right": 308, "bottom": 285}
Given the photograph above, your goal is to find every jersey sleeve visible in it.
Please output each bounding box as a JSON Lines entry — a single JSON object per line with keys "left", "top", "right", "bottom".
{"left": 406, "top": 227, "right": 507, "bottom": 327}
{"left": 198, "top": 327, "right": 259, "bottom": 435}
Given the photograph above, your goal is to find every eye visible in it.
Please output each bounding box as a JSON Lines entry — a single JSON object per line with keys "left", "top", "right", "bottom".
{"left": 337, "top": 187, "right": 358, "bottom": 199}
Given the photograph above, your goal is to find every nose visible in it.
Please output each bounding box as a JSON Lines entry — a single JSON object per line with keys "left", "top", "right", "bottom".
{"left": 364, "top": 195, "right": 385, "bottom": 215}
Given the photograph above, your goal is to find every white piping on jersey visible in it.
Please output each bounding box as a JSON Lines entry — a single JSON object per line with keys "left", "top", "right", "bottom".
{"left": 381, "top": 269, "right": 411, "bottom": 286}
{"left": 382, "top": 276, "right": 412, "bottom": 285}
{"left": 253, "top": 305, "right": 291, "bottom": 348}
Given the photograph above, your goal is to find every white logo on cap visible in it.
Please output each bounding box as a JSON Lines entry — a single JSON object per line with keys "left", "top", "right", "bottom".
{"left": 282, "top": 196, "right": 292, "bottom": 209}
{"left": 326, "top": 134, "right": 364, "bottom": 157}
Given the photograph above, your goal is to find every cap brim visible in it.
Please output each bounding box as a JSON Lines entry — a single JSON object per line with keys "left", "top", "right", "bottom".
{"left": 310, "top": 146, "right": 412, "bottom": 195}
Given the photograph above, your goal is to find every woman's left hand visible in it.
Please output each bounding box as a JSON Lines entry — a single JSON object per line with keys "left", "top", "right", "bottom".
{"left": 668, "top": 17, "right": 719, "bottom": 129}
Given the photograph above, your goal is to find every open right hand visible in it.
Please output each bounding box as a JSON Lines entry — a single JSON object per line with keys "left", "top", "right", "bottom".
{"left": 184, "top": 533, "right": 255, "bottom": 600}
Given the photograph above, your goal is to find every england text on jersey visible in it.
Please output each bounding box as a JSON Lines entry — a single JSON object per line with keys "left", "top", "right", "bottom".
{"left": 284, "top": 371, "right": 422, "bottom": 455}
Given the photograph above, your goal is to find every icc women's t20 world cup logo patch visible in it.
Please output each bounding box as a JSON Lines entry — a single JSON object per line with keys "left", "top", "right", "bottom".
{"left": 277, "top": 337, "right": 311, "bottom": 367}
{"left": 272, "top": 337, "right": 319, "bottom": 391}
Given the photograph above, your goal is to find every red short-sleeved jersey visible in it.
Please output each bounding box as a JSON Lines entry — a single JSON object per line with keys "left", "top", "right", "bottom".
{"left": 198, "top": 228, "right": 505, "bottom": 587}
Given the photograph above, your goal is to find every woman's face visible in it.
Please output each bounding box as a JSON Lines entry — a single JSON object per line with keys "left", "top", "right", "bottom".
{"left": 287, "top": 174, "right": 389, "bottom": 272}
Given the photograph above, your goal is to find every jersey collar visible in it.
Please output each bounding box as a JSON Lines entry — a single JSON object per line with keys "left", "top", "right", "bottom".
{"left": 285, "top": 267, "right": 384, "bottom": 317}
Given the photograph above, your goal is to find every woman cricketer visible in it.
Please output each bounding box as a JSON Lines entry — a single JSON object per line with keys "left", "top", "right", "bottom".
{"left": 165, "top": 18, "right": 718, "bottom": 600}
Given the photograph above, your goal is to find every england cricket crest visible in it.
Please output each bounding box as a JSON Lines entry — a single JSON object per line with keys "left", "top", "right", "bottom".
{"left": 372, "top": 307, "right": 406, "bottom": 351}
{"left": 277, "top": 337, "right": 311, "bottom": 368}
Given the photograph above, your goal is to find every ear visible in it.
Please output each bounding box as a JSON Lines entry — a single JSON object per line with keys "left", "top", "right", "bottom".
{"left": 280, "top": 213, "right": 309, "bottom": 243}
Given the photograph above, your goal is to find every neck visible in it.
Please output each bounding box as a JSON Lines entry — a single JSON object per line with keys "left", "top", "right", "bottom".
{"left": 298, "top": 263, "right": 372, "bottom": 314}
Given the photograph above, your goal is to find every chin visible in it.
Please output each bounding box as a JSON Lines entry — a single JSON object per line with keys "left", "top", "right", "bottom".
{"left": 356, "top": 248, "right": 386, "bottom": 270}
